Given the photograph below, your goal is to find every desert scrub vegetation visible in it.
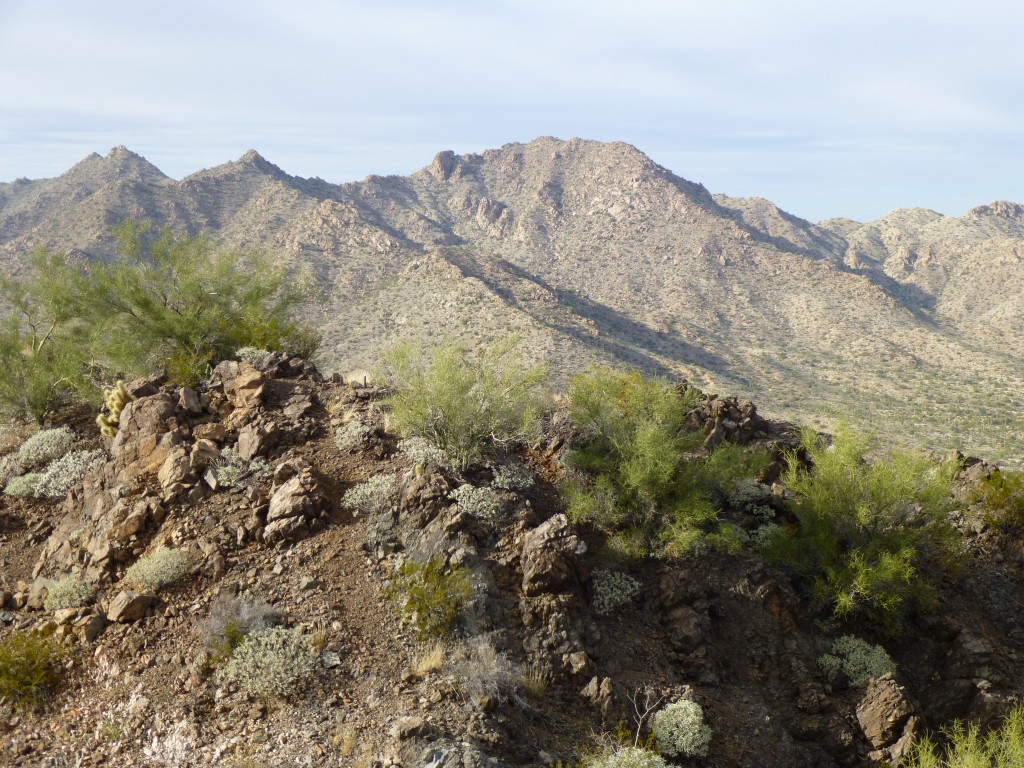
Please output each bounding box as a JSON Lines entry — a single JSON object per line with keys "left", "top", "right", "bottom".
{"left": 972, "top": 469, "right": 1024, "bottom": 529}
{"left": 17, "top": 425, "right": 75, "bottom": 467}
{"left": 334, "top": 419, "right": 373, "bottom": 452}
{"left": 221, "top": 626, "right": 320, "bottom": 700}
{"left": 214, "top": 448, "right": 271, "bottom": 489}
{"left": 342, "top": 473, "right": 400, "bottom": 517}
{"left": 905, "top": 702, "right": 1024, "bottom": 767}
{"left": 5, "top": 448, "right": 105, "bottom": 498}
{"left": 398, "top": 437, "right": 449, "bottom": 470}
{"left": 817, "top": 635, "right": 895, "bottom": 686}
{"left": 590, "top": 569, "right": 642, "bottom": 615}
{"left": 562, "top": 367, "right": 770, "bottom": 557}
{"left": 0, "top": 222, "right": 321, "bottom": 421}
{"left": 385, "top": 558, "right": 475, "bottom": 640}
{"left": 383, "top": 337, "right": 546, "bottom": 470}
{"left": 447, "top": 636, "right": 524, "bottom": 710}
{"left": 123, "top": 547, "right": 191, "bottom": 590}
{"left": 0, "top": 630, "right": 63, "bottom": 711}
{"left": 580, "top": 745, "right": 667, "bottom": 768}
{"left": 43, "top": 575, "right": 96, "bottom": 611}
{"left": 761, "top": 424, "right": 961, "bottom": 632}
{"left": 491, "top": 459, "right": 535, "bottom": 490}
{"left": 450, "top": 483, "right": 504, "bottom": 519}
{"left": 201, "top": 594, "right": 283, "bottom": 664}
{"left": 651, "top": 699, "right": 712, "bottom": 758}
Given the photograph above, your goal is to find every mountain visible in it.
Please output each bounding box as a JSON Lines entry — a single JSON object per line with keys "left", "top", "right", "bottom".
{"left": 1, "top": 138, "right": 1022, "bottom": 463}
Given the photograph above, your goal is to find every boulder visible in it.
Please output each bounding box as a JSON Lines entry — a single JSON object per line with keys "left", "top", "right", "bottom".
{"left": 520, "top": 514, "right": 586, "bottom": 596}
{"left": 263, "top": 468, "right": 324, "bottom": 546}
{"left": 856, "top": 674, "right": 919, "bottom": 765}
{"left": 107, "top": 591, "right": 154, "bottom": 623}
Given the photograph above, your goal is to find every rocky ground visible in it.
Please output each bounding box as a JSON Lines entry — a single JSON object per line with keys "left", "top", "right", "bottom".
{"left": 1, "top": 355, "right": 1022, "bottom": 768}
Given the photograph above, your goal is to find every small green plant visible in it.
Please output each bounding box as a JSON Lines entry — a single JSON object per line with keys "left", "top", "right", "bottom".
{"left": 221, "top": 626, "right": 320, "bottom": 700}
{"left": 33, "top": 449, "right": 106, "bottom": 498}
{"left": 383, "top": 337, "right": 546, "bottom": 470}
{"left": 96, "top": 381, "right": 132, "bottom": 438}
{"left": 563, "top": 367, "right": 770, "bottom": 557}
{"left": 335, "top": 419, "right": 372, "bottom": 452}
{"left": 762, "top": 425, "right": 961, "bottom": 632}
{"left": 342, "top": 473, "right": 400, "bottom": 517}
{"left": 386, "top": 558, "right": 474, "bottom": 640}
{"left": 214, "top": 448, "right": 271, "bottom": 489}
{"left": 591, "top": 569, "right": 642, "bottom": 615}
{"left": 123, "top": 547, "right": 191, "bottom": 590}
{"left": 43, "top": 575, "right": 96, "bottom": 611}
{"left": 201, "top": 594, "right": 283, "bottom": 665}
{"left": 580, "top": 746, "right": 668, "bottom": 768}
{"left": 651, "top": 699, "right": 712, "bottom": 758}
{"left": 0, "top": 630, "right": 63, "bottom": 710}
{"left": 904, "top": 702, "right": 1024, "bottom": 767}
{"left": 17, "top": 426, "right": 75, "bottom": 467}
{"left": 449, "top": 484, "right": 503, "bottom": 518}
{"left": 817, "top": 635, "right": 896, "bottom": 687}
{"left": 973, "top": 470, "right": 1024, "bottom": 529}
{"left": 491, "top": 460, "right": 535, "bottom": 490}
{"left": 398, "top": 437, "right": 449, "bottom": 470}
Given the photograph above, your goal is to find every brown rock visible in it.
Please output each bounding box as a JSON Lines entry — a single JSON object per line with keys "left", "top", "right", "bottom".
{"left": 212, "top": 361, "right": 265, "bottom": 410}
{"left": 521, "top": 514, "right": 586, "bottom": 596}
{"left": 856, "top": 674, "right": 919, "bottom": 765}
{"left": 107, "top": 591, "right": 154, "bottom": 622}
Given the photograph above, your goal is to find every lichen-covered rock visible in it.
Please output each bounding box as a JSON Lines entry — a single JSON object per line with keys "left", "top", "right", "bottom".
{"left": 520, "top": 514, "right": 586, "bottom": 596}
{"left": 856, "top": 673, "right": 919, "bottom": 766}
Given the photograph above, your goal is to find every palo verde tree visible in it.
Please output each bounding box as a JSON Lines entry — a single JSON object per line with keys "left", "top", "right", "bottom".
{"left": 0, "top": 249, "right": 96, "bottom": 421}
{"left": 0, "top": 222, "right": 320, "bottom": 421}
{"left": 79, "top": 221, "right": 320, "bottom": 384}
{"left": 762, "top": 424, "right": 961, "bottom": 633}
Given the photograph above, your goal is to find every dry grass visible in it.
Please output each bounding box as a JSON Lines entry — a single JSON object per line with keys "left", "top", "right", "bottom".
{"left": 411, "top": 641, "right": 446, "bottom": 678}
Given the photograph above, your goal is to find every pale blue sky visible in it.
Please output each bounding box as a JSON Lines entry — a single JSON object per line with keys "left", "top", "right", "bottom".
{"left": 1, "top": 0, "right": 1022, "bottom": 222}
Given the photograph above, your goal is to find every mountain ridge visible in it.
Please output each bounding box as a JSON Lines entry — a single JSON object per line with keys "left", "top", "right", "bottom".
{"left": 1, "top": 137, "right": 1022, "bottom": 463}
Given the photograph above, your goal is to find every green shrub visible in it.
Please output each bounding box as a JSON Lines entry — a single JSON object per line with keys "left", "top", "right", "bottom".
{"left": 386, "top": 558, "right": 474, "bottom": 640}
{"left": 342, "top": 473, "right": 400, "bottom": 517}
{"left": 450, "top": 484, "right": 504, "bottom": 518}
{"left": 0, "top": 250, "right": 97, "bottom": 422}
{"left": 0, "top": 630, "right": 63, "bottom": 710}
{"left": 221, "top": 626, "right": 320, "bottom": 699}
{"left": 563, "top": 367, "right": 769, "bottom": 557}
{"left": 80, "top": 222, "right": 320, "bottom": 385}
{"left": 201, "top": 595, "right": 283, "bottom": 665}
{"left": 973, "top": 469, "right": 1024, "bottom": 529}
{"left": 652, "top": 699, "right": 712, "bottom": 758}
{"left": 17, "top": 426, "right": 76, "bottom": 467}
{"left": 43, "top": 575, "right": 96, "bottom": 611}
{"left": 398, "top": 437, "right": 450, "bottom": 470}
{"left": 5, "top": 471, "right": 43, "bottom": 497}
{"left": 491, "top": 460, "right": 535, "bottom": 490}
{"left": 817, "top": 635, "right": 895, "bottom": 687}
{"left": 32, "top": 449, "right": 106, "bottom": 498}
{"left": 904, "top": 703, "right": 1024, "bottom": 767}
{"left": 581, "top": 746, "right": 667, "bottom": 768}
{"left": 123, "top": 547, "right": 191, "bottom": 590}
{"left": 590, "top": 569, "right": 642, "bottom": 615}
{"left": 762, "top": 425, "right": 960, "bottom": 632}
{"left": 383, "top": 338, "right": 546, "bottom": 470}
{"left": 214, "top": 448, "right": 271, "bottom": 489}
{"left": 335, "top": 419, "right": 372, "bottom": 452}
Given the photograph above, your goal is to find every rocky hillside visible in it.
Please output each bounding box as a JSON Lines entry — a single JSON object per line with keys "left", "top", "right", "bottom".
{"left": 1, "top": 139, "right": 1023, "bottom": 463}
{"left": 0, "top": 355, "right": 1022, "bottom": 767}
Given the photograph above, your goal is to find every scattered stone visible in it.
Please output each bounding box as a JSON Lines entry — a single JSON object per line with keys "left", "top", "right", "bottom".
{"left": 107, "top": 591, "right": 154, "bottom": 623}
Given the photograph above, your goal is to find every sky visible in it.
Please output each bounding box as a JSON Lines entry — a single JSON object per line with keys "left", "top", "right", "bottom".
{"left": 1, "top": 0, "right": 1022, "bottom": 223}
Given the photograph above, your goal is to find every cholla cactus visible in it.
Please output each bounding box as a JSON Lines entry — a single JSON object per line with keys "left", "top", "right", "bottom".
{"left": 96, "top": 381, "right": 132, "bottom": 438}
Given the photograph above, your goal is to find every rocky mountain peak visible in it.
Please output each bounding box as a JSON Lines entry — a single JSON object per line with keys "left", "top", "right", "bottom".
{"left": 966, "top": 200, "right": 1024, "bottom": 222}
